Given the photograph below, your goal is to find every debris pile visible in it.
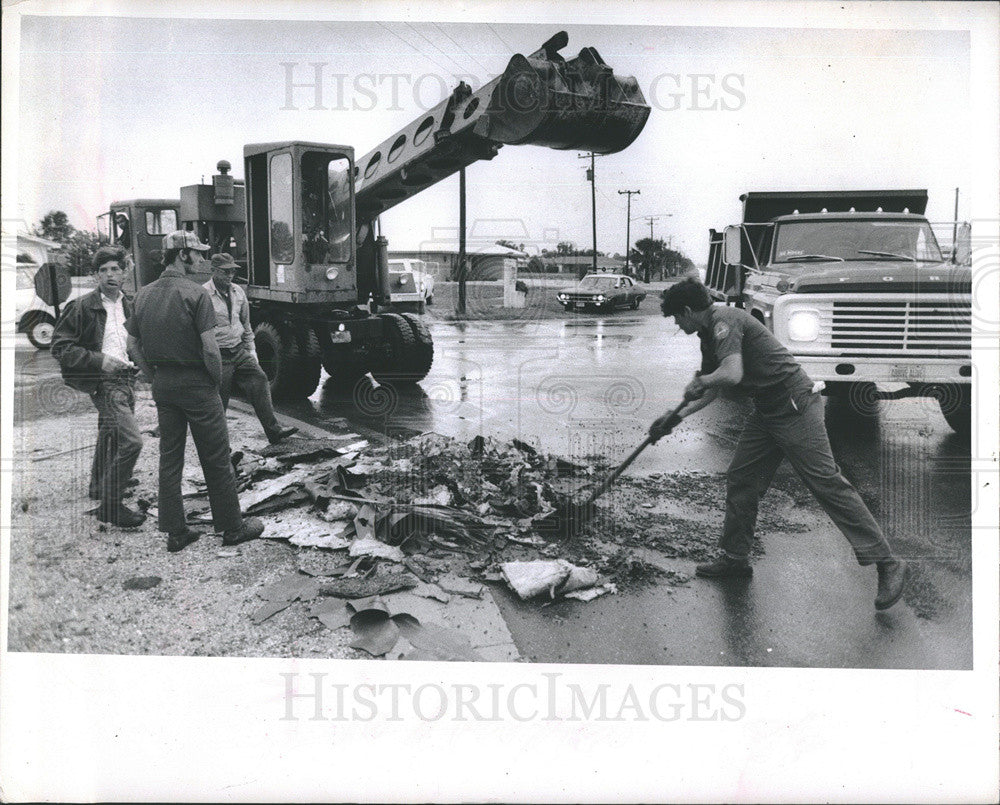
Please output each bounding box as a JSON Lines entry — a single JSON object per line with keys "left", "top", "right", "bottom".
{"left": 191, "top": 429, "right": 771, "bottom": 656}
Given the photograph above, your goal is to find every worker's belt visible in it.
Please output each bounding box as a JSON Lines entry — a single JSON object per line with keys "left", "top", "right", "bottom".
{"left": 219, "top": 345, "right": 245, "bottom": 357}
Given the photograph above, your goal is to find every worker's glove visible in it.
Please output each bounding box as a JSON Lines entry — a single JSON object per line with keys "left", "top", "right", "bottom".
{"left": 649, "top": 411, "right": 683, "bottom": 444}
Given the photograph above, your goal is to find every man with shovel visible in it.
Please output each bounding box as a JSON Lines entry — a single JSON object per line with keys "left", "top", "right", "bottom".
{"left": 650, "top": 278, "right": 906, "bottom": 611}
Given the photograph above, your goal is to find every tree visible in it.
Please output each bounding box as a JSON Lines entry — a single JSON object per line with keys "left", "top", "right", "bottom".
{"left": 32, "top": 210, "right": 101, "bottom": 276}
{"left": 634, "top": 237, "right": 666, "bottom": 283}
{"left": 495, "top": 239, "right": 525, "bottom": 252}
{"left": 33, "top": 210, "right": 76, "bottom": 243}
{"left": 62, "top": 230, "right": 103, "bottom": 276}
{"left": 555, "top": 241, "right": 576, "bottom": 255}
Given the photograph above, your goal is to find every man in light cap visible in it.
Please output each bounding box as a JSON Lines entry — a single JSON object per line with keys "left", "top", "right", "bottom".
{"left": 203, "top": 252, "right": 297, "bottom": 444}
{"left": 126, "top": 231, "right": 263, "bottom": 553}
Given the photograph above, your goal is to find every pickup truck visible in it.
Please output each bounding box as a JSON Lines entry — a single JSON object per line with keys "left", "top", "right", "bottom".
{"left": 704, "top": 190, "right": 972, "bottom": 433}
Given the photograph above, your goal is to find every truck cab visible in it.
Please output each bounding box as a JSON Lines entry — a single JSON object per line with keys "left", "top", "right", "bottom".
{"left": 704, "top": 190, "right": 973, "bottom": 433}
{"left": 97, "top": 200, "right": 181, "bottom": 293}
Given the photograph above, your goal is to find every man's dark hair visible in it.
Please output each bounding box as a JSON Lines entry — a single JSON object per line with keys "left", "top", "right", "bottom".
{"left": 162, "top": 248, "right": 183, "bottom": 267}
{"left": 91, "top": 245, "right": 127, "bottom": 272}
{"left": 660, "top": 278, "right": 712, "bottom": 317}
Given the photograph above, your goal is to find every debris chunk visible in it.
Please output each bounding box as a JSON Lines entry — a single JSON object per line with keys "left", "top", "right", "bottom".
{"left": 122, "top": 576, "right": 162, "bottom": 591}
{"left": 318, "top": 573, "right": 418, "bottom": 599}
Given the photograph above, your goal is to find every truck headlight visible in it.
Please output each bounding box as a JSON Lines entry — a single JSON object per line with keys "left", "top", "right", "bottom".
{"left": 787, "top": 309, "right": 820, "bottom": 342}
{"left": 325, "top": 267, "right": 339, "bottom": 280}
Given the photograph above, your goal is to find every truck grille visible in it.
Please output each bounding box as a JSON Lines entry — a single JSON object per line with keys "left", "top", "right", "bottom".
{"left": 828, "top": 299, "right": 971, "bottom": 357}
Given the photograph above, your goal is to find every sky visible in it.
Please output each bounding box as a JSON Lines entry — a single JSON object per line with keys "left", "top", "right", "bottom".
{"left": 10, "top": 10, "right": 987, "bottom": 264}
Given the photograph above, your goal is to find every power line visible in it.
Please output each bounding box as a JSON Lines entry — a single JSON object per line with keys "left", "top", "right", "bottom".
{"left": 430, "top": 22, "right": 492, "bottom": 77}
{"left": 406, "top": 21, "right": 482, "bottom": 78}
{"left": 486, "top": 23, "right": 514, "bottom": 54}
{"left": 375, "top": 21, "right": 457, "bottom": 78}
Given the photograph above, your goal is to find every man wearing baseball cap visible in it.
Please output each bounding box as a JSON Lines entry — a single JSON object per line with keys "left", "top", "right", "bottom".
{"left": 203, "top": 252, "right": 297, "bottom": 444}
{"left": 126, "top": 231, "right": 264, "bottom": 553}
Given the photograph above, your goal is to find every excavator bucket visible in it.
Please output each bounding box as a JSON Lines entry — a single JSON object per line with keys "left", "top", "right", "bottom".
{"left": 475, "top": 32, "right": 651, "bottom": 155}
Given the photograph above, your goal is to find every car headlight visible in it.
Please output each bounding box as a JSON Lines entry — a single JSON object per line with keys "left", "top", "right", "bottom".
{"left": 597, "top": 295, "right": 605, "bottom": 302}
{"left": 787, "top": 309, "right": 821, "bottom": 342}
{"left": 558, "top": 293, "right": 567, "bottom": 300}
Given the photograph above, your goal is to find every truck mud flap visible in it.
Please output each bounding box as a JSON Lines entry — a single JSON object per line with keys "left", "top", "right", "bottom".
{"left": 477, "top": 34, "right": 650, "bottom": 155}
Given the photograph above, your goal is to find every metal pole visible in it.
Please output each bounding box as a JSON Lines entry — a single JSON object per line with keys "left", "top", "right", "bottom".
{"left": 952, "top": 187, "right": 959, "bottom": 263}
{"left": 590, "top": 152, "right": 597, "bottom": 276}
{"left": 458, "top": 167, "right": 467, "bottom": 314}
{"left": 618, "top": 189, "right": 639, "bottom": 275}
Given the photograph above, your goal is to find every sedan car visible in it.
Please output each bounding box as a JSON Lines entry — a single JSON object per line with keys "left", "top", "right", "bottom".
{"left": 556, "top": 273, "right": 646, "bottom": 312}
{"left": 15, "top": 265, "right": 94, "bottom": 349}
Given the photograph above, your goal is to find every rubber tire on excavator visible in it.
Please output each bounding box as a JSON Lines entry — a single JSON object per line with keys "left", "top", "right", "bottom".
{"left": 398, "top": 312, "right": 434, "bottom": 381}
{"left": 287, "top": 327, "right": 322, "bottom": 399}
{"left": 254, "top": 322, "right": 320, "bottom": 400}
{"left": 373, "top": 312, "right": 419, "bottom": 384}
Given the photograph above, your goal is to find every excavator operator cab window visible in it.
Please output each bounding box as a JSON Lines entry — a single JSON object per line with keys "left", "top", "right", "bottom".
{"left": 145, "top": 209, "right": 176, "bottom": 235}
{"left": 301, "top": 151, "right": 353, "bottom": 265}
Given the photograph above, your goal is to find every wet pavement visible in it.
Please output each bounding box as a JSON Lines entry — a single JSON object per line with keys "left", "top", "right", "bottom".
{"left": 11, "top": 313, "right": 974, "bottom": 668}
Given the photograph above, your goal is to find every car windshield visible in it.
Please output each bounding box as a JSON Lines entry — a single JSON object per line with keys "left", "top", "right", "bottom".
{"left": 773, "top": 219, "right": 943, "bottom": 264}
{"left": 578, "top": 276, "right": 616, "bottom": 289}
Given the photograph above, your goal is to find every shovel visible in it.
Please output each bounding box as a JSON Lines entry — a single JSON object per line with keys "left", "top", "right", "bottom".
{"left": 535, "top": 403, "right": 686, "bottom": 540}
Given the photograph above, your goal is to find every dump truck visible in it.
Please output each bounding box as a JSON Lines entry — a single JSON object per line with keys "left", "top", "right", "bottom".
{"left": 97, "top": 31, "right": 650, "bottom": 398}
{"left": 703, "top": 190, "right": 973, "bottom": 433}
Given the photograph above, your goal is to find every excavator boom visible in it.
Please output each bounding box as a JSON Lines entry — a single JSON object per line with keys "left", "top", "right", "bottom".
{"left": 354, "top": 31, "right": 650, "bottom": 222}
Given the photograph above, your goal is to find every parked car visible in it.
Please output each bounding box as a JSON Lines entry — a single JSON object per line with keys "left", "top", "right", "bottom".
{"left": 14, "top": 266, "right": 94, "bottom": 349}
{"left": 556, "top": 273, "right": 646, "bottom": 311}
{"left": 388, "top": 258, "right": 435, "bottom": 311}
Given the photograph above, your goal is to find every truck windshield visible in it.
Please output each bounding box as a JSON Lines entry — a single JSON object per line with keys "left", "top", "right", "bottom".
{"left": 302, "top": 151, "right": 353, "bottom": 264}
{"left": 773, "top": 219, "right": 943, "bottom": 264}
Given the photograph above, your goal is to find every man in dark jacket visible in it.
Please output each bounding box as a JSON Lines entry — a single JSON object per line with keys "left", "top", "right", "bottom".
{"left": 51, "top": 246, "right": 145, "bottom": 527}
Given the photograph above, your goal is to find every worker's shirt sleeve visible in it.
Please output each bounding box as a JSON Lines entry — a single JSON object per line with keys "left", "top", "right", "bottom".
{"left": 193, "top": 291, "right": 218, "bottom": 334}
{"left": 239, "top": 288, "right": 255, "bottom": 350}
{"left": 711, "top": 314, "right": 745, "bottom": 363}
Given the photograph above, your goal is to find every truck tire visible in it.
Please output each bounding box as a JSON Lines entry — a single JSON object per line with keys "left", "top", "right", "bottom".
{"left": 24, "top": 312, "right": 56, "bottom": 350}
{"left": 373, "top": 312, "right": 419, "bottom": 383}
{"left": 254, "top": 321, "right": 315, "bottom": 399}
{"left": 934, "top": 384, "right": 971, "bottom": 436}
{"left": 825, "top": 381, "right": 882, "bottom": 419}
{"left": 399, "top": 312, "right": 434, "bottom": 381}
{"left": 287, "top": 327, "right": 322, "bottom": 399}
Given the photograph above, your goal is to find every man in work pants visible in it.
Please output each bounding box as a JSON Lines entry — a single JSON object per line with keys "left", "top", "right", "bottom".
{"left": 51, "top": 245, "right": 145, "bottom": 527}
{"left": 126, "top": 230, "right": 263, "bottom": 553}
{"left": 650, "top": 278, "right": 906, "bottom": 610}
{"left": 202, "top": 252, "right": 296, "bottom": 444}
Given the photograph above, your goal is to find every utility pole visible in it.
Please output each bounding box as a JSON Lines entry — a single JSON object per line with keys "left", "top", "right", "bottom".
{"left": 618, "top": 189, "right": 640, "bottom": 275}
{"left": 636, "top": 214, "right": 672, "bottom": 282}
{"left": 457, "top": 167, "right": 467, "bottom": 314}
{"left": 579, "top": 152, "right": 600, "bottom": 278}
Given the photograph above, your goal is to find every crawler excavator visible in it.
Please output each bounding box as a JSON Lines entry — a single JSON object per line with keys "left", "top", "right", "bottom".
{"left": 98, "top": 31, "right": 651, "bottom": 398}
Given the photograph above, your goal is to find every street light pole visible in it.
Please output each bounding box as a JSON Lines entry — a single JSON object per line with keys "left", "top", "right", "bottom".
{"left": 618, "top": 189, "right": 640, "bottom": 275}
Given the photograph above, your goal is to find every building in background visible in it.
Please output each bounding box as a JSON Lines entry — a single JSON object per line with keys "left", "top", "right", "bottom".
{"left": 389, "top": 242, "right": 526, "bottom": 281}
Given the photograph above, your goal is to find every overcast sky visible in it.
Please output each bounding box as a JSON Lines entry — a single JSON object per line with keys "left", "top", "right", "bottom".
{"left": 12, "top": 12, "right": 985, "bottom": 262}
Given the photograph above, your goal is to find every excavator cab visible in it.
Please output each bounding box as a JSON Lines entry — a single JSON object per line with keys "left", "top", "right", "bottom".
{"left": 243, "top": 142, "right": 359, "bottom": 306}
{"left": 98, "top": 200, "right": 180, "bottom": 293}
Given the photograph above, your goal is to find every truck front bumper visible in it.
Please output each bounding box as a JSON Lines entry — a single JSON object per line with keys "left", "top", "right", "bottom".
{"left": 793, "top": 356, "right": 971, "bottom": 385}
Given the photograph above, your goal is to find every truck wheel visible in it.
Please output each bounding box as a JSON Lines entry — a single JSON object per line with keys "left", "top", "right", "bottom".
{"left": 826, "top": 381, "right": 881, "bottom": 419}
{"left": 934, "top": 384, "right": 971, "bottom": 436}
{"left": 26, "top": 313, "right": 56, "bottom": 350}
{"left": 254, "top": 322, "right": 306, "bottom": 399}
{"left": 287, "top": 327, "right": 322, "bottom": 399}
{"left": 374, "top": 312, "right": 419, "bottom": 383}
{"left": 399, "top": 312, "right": 434, "bottom": 381}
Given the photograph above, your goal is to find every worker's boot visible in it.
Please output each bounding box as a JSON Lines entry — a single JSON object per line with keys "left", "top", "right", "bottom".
{"left": 267, "top": 426, "right": 298, "bottom": 445}
{"left": 97, "top": 500, "right": 146, "bottom": 528}
{"left": 167, "top": 527, "right": 202, "bottom": 553}
{"left": 875, "top": 559, "right": 906, "bottom": 610}
{"left": 695, "top": 554, "right": 753, "bottom": 578}
{"left": 222, "top": 517, "right": 265, "bottom": 546}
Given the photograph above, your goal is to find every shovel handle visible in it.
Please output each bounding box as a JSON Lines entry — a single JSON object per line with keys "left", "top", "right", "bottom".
{"left": 584, "top": 434, "right": 656, "bottom": 505}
